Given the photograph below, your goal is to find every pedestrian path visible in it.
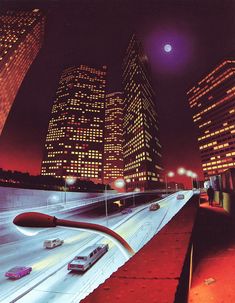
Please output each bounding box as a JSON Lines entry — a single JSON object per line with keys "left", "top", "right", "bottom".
{"left": 189, "top": 194, "right": 235, "bottom": 303}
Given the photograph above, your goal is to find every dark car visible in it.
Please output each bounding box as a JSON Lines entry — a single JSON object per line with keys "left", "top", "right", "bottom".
{"left": 121, "top": 208, "right": 132, "bottom": 214}
{"left": 177, "top": 194, "right": 185, "bottom": 200}
{"left": 5, "top": 266, "right": 32, "bottom": 279}
{"left": 149, "top": 203, "right": 160, "bottom": 211}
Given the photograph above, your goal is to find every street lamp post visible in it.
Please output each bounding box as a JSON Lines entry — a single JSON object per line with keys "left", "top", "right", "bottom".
{"left": 105, "top": 183, "right": 108, "bottom": 226}
{"left": 64, "top": 177, "right": 76, "bottom": 206}
{"left": 192, "top": 172, "right": 198, "bottom": 188}
{"left": 165, "top": 171, "right": 175, "bottom": 195}
{"left": 126, "top": 179, "right": 136, "bottom": 207}
{"left": 13, "top": 212, "right": 134, "bottom": 260}
{"left": 125, "top": 178, "right": 131, "bottom": 192}
{"left": 104, "top": 178, "right": 126, "bottom": 226}
{"left": 177, "top": 167, "right": 198, "bottom": 189}
{"left": 186, "top": 170, "right": 194, "bottom": 189}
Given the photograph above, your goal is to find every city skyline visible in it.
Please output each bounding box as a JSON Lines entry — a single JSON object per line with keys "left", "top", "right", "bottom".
{"left": 0, "top": 0, "right": 234, "bottom": 187}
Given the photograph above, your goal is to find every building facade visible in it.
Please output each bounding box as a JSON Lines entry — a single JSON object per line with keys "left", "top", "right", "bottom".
{"left": 41, "top": 65, "right": 107, "bottom": 184}
{"left": 122, "top": 34, "right": 163, "bottom": 191}
{"left": 188, "top": 59, "right": 235, "bottom": 179}
{"left": 103, "top": 92, "right": 124, "bottom": 184}
{"left": 0, "top": 9, "right": 45, "bottom": 135}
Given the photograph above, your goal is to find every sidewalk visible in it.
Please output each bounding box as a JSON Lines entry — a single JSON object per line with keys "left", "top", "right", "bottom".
{"left": 189, "top": 195, "right": 235, "bottom": 303}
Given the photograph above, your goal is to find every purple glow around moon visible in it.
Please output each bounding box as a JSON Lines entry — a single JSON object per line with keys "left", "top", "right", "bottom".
{"left": 144, "top": 28, "right": 194, "bottom": 74}
{"left": 164, "top": 44, "right": 172, "bottom": 52}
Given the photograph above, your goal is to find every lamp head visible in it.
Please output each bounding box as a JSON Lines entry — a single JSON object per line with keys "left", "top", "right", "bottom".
{"left": 13, "top": 212, "right": 57, "bottom": 237}
{"left": 167, "top": 171, "right": 175, "bottom": 177}
{"left": 114, "top": 178, "right": 125, "bottom": 188}
{"left": 13, "top": 212, "right": 57, "bottom": 228}
{"left": 177, "top": 167, "right": 186, "bottom": 175}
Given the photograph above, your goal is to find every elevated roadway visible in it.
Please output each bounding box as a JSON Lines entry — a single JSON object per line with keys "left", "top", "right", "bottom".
{"left": 0, "top": 191, "right": 193, "bottom": 303}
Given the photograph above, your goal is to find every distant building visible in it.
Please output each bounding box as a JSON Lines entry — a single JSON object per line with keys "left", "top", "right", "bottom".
{"left": 0, "top": 9, "right": 45, "bottom": 135}
{"left": 122, "top": 34, "right": 163, "bottom": 191}
{"left": 103, "top": 92, "right": 124, "bottom": 184}
{"left": 41, "top": 65, "right": 107, "bottom": 184}
{"left": 187, "top": 59, "right": 235, "bottom": 179}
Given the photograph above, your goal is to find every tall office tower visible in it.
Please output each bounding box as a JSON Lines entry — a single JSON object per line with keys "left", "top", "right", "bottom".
{"left": 187, "top": 59, "right": 235, "bottom": 179}
{"left": 122, "top": 34, "right": 163, "bottom": 191}
{"left": 41, "top": 65, "right": 107, "bottom": 184}
{"left": 0, "top": 9, "right": 45, "bottom": 135}
{"left": 103, "top": 92, "right": 124, "bottom": 184}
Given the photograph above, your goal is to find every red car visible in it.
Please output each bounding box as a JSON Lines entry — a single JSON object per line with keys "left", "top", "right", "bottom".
{"left": 5, "top": 266, "right": 32, "bottom": 279}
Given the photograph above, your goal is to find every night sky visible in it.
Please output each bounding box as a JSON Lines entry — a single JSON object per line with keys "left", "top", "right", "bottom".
{"left": 0, "top": 0, "right": 234, "bottom": 187}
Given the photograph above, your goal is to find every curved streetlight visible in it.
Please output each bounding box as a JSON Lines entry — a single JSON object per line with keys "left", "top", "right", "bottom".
{"left": 13, "top": 212, "right": 135, "bottom": 260}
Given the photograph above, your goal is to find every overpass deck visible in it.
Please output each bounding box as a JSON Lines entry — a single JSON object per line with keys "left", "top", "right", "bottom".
{"left": 81, "top": 195, "right": 199, "bottom": 303}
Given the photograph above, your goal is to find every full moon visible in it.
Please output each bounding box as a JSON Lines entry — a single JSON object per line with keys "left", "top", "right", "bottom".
{"left": 164, "top": 44, "right": 172, "bottom": 52}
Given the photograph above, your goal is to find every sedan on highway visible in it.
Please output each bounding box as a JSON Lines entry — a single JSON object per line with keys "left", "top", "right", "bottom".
{"left": 5, "top": 266, "right": 32, "bottom": 279}
{"left": 149, "top": 202, "right": 160, "bottom": 211}
{"left": 121, "top": 208, "right": 132, "bottom": 214}
{"left": 43, "top": 238, "right": 64, "bottom": 249}
{"left": 68, "top": 244, "right": 109, "bottom": 272}
{"left": 177, "top": 194, "right": 185, "bottom": 200}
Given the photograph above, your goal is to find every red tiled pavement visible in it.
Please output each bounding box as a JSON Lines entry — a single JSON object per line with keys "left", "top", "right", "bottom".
{"left": 189, "top": 197, "right": 235, "bottom": 303}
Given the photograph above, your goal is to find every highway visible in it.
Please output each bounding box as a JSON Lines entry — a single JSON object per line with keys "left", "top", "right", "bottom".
{"left": 0, "top": 190, "right": 193, "bottom": 303}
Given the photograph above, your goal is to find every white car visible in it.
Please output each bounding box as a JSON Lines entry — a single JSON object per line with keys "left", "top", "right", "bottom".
{"left": 43, "top": 238, "right": 64, "bottom": 249}
{"left": 68, "top": 244, "right": 109, "bottom": 272}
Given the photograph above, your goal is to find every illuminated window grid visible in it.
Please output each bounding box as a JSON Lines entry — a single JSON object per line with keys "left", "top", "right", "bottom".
{"left": 189, "top": 69, "right": 235, "bottom": 108}
{"left": 41, "top": 65, "right": 106, "bottom": 183}
{"left": 0, "top": 9, "right": 45, "bottom": 135}
{"left": 103, "top": 92, "right": 124, "bottom": 184}
{"left": 188, "top": 59, "right": 235, "bottom": 178}
{"left": 122, "top": 34, "right": 163, "bottom": 190}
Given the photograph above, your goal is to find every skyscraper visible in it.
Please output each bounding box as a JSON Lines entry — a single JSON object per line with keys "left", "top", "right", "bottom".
{"left": 122, "top": 34, "right": 163, "bottom": 191}
{"left": 188, "top": 59, "right": 235, "bottom": 179}
{"left": 103, "top": 92, "right": 124, "bottom": 184}
{"left": 0, "top": 9, "right": 45, "bottom": 135}
{"left": 41, "top": 65, "right": 107, "bottom": 184}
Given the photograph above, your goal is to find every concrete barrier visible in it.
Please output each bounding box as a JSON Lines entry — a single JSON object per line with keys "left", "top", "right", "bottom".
{"left": 80, "top": 195, "right": 199, "bottom": 303}
{"left": 0, "top": 186, "right": 103, "bottom": 210}
{"left": 215, "top": 190, "right": 235, "bottom": 216}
